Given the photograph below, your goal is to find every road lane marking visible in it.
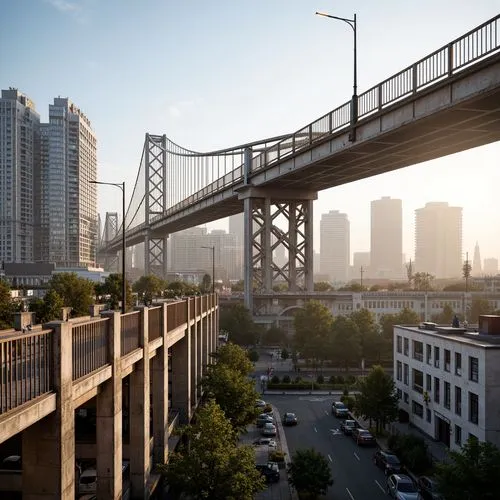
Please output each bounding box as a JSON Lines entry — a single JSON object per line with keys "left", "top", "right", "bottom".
{"left": 353, "top": 452, "right": 360, "bottom": 461}
{"left": 375, "top": 480, "right": 385, "bottom": 493}
{"left": 346, "top": 487, "right": 355, "bottom": 500}
{"left": 325, "top": 410, "right": 329, "bottom": 416}
{"left": 314, "top": 426, "right": 318, "bottom": 433}
{"left": 328, "top": 454, "right": 333, "bottom": 462}
{"left": 330, "top": 428, "right": 341, "bottom": 435}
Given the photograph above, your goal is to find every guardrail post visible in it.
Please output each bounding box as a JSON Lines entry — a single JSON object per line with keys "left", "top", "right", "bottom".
{"left": 412, "top": 63, "right": 418, "bottom": 94}
{"left": 97, "top": 311, "right": 123, "bottom": 499}
{"left": 130, "top": 307, "right": 150, "bottom": 498}
{"left": 152, "top": 303, "right": 169, "bottom": 465}
{"left": 447, "top": 42, "right": 454, "bottom": 76}
{"left": 22, "top": 321, "right": 75, "bottom": 499}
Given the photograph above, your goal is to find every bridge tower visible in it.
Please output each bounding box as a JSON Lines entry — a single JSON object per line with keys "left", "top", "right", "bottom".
{"left": 144, "top": 134, "right": 168, "bottom": 278}
{"left": 240, "top": 148, "right": 316, "bottom": 314}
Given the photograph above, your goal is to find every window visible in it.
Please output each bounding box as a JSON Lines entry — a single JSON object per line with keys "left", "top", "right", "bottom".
{"left": 469, "top": 357, "right": 478, "bottom": 382}
{"left": 434, "top": 377, "right": 440, "bottom": 404}
{"left": 455, "top": 386, "right": 462, "bottom": 416}
{"left": 412, "top": 401, "right": 424, "bottom": 418}
{"left": 426, "top": 408, "right": 432, "bottom": 423}
{"left": 455, "top": 352, "right": 462, "bottom": 376}
{"left": 444, "top": 382, "right": 451, "bottom": 409}
{"left": 426, "top": 344, "right": 432, "bottom": 365}
{"left": 397, "top": 361, "right": 402, "bottom": 381}
{"left": 413, "top": 340, "right": 423, "bottom": 361}
{"left": 404, "top": 392, "right": 409, "bottom": 403}
{"left": 444, "top": 349, "right": 451, "bottom": 372}
{"left": 412, "top": 369, "right": 424, "bottom": 394}
{"left": 397, "top": 336, "right": 402, "bottom": 353}
{"left": 455, "top": 425, "right": 462, "bottom": 446}
{"left": 434, "top": 346, "right": 440, "bottom": 368}
{"left": 404, "top": 338, "right": 409, "bottom": 356}
{"left": 469, "top": 392, "right": 479, "bottom": 425}
{"left": 397, "top": 388, "right": 402, "bottom": 399}
{"left": 404, "top": 364, "right": 409, "bottom": 385}
{"left": 426, "top": 374, "right": 432, "bottom": 391}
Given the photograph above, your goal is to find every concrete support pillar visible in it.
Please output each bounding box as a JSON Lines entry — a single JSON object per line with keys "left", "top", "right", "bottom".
{"left": 130, "top": 307, "right": 150, "bottom": 499}
{"left": 152, "top": 303, "right": 169, "bottom": 465}
{"left": 171, "top": 300, "right": 191, "bottom": 424}
{"left": 22, "top": 321, "right": 75, "bottom": 499}
{"left": 202, "top": 308, "right": 210, "bottom": 371}
{"left": 190, "top": 298, "right": 198, "bottom": 406}
{"left": 305, "top": 199, "right": 315, "bottom": 292}
{"left": 97, "top": 311, "right": 123, "bottom": 499}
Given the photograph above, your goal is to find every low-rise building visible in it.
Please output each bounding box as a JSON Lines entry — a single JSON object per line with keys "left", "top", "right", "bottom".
{"left": 394, "top": 316, "right": 500, "bottom": 451}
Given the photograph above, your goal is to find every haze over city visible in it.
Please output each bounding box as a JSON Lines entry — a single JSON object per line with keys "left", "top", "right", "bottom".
{"left": 2, "top": 0, "right": 499, "bottom": 262}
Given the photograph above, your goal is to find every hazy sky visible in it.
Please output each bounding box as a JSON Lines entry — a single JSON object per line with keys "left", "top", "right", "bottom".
{"left": 2, "top": 0, "right": 499, "bottom": 263}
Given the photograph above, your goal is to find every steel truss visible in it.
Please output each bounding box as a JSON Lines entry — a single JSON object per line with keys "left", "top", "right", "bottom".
{"left": 100, "top": 212, "right": 119, "bottom": 272}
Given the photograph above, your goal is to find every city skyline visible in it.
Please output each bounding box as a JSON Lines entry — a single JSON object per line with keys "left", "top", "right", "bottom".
{"left": 2, "top": 1, "right": 499, "bottom": 264}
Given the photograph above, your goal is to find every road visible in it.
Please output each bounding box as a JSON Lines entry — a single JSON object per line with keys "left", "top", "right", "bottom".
{"left": 266, "top": 394, "right": 388, "bottom": 500}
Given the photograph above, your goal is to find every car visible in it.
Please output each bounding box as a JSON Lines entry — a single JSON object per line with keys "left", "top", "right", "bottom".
{"left": 78, "top": 468, "right": 97, "bottom": 495}
{"left": 351, "top": 428, "right": 376, "bottom": 446}
{"left": 373, "top": 450, "right": 402, "bottom": 476}
{"left": 332, "top": 401, "right": 349, "bottom": 418}
{"left": 283, "top": 412, "right": 298, "bottom": 426}
{"left": 253, "top": 437, "right": 277, "bottom": 448}
{"left": 255, "top": 399, "right": 267, "bottom": 408}
{"left": 0, "top": 455, "right": 22, "bottom": 471}
{"left": 261, "top": 422, "right": 277, "bottom": 436}
{"left": 256, "top": 463, "right": 280, "bottom": 483}
{"left": 340, "top": 419, "right": 358, "bottom": 435}
{"left": 256, "top": 413, "right": 274, "bottom": 427}
{"left": 417, "top": 476, "right": 443, "bottom": 500}
{"left": 386, "top": 474, "right": 421, "bottom": 499}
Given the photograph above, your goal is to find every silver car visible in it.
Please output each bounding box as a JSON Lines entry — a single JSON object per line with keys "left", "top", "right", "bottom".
{"left": 387, "top": 474, "right": 421, "bottom": 500}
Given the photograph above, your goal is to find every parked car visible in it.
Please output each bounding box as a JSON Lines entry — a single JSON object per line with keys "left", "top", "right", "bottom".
{"left": 256, "top": 413, "right": 274, "bottom": 427}
{"left": 340, "top": 419, "right": 358, "bottom": 435}
{"left": 331, "top": 401, "right": 349, "bottom": 418}
{"left": 255, "top": 399, "right": 267, "bottom": 408}
{"left": 386, "top": 474, "right": 421, "bottom": 500}
{"left": 256, "top": 463, "right": 280, "bottom": 483}
{"left": 78, "top": 469, "right": 97, "bottom": 495}
{"left": 0, "top": 455, "right": 22, "bottom": 471}
{"left": 417, "top": 476, "right": 443, "bottom": 500}
{"left": 261, "top": 422, "right": 277, "bottom": 436}
{"left": 351, "top": 428, "right": 376, "bottom": 446}
{"left": 253, "top": 437, "right": 277, "bottom": 448}
{"left": 283, "top": 412, "right": 298, "bottom": 426}
{"left": 373, "top": 450, "right": 402, "bottom": 476}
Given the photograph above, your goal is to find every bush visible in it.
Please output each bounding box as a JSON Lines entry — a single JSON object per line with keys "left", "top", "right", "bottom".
{"left": 336, "top": 375, "right": 345, "bottom": 384}
{"left": 271, "top": 375, "right": 280, "bottom": 384}
{"left": 329, "top": 375, "right": 337, "bottom": 384}
{"left": 248, "top": 349, "right": 259, "bottom": 362}
{"left": 294, "top": 376, "right": 302, "bottom": 383}
{"left": 282, "top": 375, "right": 291, "bottom": 383}
{"left": 387, "top": 433, "right": 431, "bottom": 474}
{"left": 269, "top": 450, "right": 286, "bottom": 462}
{"left": 316, "top": 375, "right": 324, "bottom": 384}
{"left": 346, "top": 375, "right": 356, "bottom": 385}
{"left": 263, "top": 404, "right": 273, "bottom": 414}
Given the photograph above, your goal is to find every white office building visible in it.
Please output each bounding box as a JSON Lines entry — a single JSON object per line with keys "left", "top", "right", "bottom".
{"left": 320, "top": 210, "right": 350, "bottom": 283}
{"left": 394, "top": 317, "right": 500, "bottom": 451}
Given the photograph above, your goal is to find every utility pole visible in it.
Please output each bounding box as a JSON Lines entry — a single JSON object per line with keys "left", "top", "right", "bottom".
{"left": 360, "top": 266, "right": 364, "bottom": 290}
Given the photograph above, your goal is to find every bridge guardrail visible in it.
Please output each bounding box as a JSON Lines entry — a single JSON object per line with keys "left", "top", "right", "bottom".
{"left": 121, "top": 311, "right": 141, "bottom": 355}
{"left": 73, "top": 318, "right": 109, "bottom": 380}
{"left": 148, "top": 306, "right": 162, "bottom": 341}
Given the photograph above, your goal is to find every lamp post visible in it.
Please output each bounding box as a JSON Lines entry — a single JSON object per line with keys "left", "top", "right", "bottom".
{"left": 201, "top": 245, "right": 215, "bottom": 294}
{"left": 315, "top": 11, "right": 358, "bottom": 139}
{"left": 90, "top": 180, "right": 127, "bottom": 314}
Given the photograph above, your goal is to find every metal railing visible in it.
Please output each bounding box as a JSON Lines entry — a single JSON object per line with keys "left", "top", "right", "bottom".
{"left": 0, "top": 330, "right": 53, "bottom": 414}
{"left": 121, "top": 311, "right": 141, "bottom": 355}
{"left": 148, "top": 306, "right": 162, "bottom": 341}
{"left": 72, "top": 319, "right": 109, "bottom": 380}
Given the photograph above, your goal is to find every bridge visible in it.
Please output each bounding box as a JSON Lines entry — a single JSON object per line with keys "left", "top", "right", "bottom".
{"left": 100, "top": 15, "right": 500, "bottom": 313}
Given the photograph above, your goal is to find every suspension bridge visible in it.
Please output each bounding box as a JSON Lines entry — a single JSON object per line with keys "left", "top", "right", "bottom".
{"left": 100, "top": 14, "right": 500, "bottom": 314}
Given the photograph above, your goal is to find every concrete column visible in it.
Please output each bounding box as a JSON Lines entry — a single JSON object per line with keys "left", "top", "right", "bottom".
{"left": 152, "top": 303, "right": 169, "bottom": 465}
{"left": 130, "top": 307, "right": 150, "bottom": 499}
{"left": 243, "top": 197, "right": 253, "bottom": 312}
{"left": 96, "top": 311, "right": 123, "bottom": 499}
{"left": 171, "top": 301, "right": 191, "bottom": 424}
{"left": 22, "top": 321, "right": 75, "bottom": 499}
{"left": 305, "top": 199, "right": 314, "bottom": 291}
{"left": 202, "top": 308, "right": 210, "bottom": 372}
{"left": 190, "top": 298, "right": 198, "bottom": 405}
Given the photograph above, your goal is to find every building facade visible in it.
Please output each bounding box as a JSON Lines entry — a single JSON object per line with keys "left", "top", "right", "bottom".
{"left": 370, "top": 197, "right": 403, "bottom": 279}
{"left": 415, "top": 202, "right": 463, "bottom": 279}
{"left": 0, "top": 89, "right": 40, "bottom": 263}
{"left": 483, "top": 258, "right": 498, "bottom": 276}
{"left": 394, "top": 320, "right": 500, "bottom": 451}
{"left": 320, "top": 210, "right": 350, "bottom": 284}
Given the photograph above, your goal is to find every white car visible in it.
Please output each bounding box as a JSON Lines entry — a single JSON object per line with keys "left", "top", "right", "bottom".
{"left": 261, "top": 422, "right": 277, "bottom": 437}
{"left": 253, "top": 437, "right": 277, "bottom": 448}
{"left": 79, "top": 469, "right": 97, "bottom": 495}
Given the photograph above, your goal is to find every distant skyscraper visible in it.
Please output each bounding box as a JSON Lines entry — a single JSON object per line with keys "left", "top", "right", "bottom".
{"left": 370, "top": 197, "right": 402, "bottom": 279}
{"left": 320, "top": 210, "right": 350, "bottom": 283}
{"left": 472, "top": 242, "right": 482, "bottom": 276}
{"left": 228, "top": 213, "right": 244, "bottom": 279}
{"left": 0, "top": 89, "right": 40, "bottom": 263}
{"left": 415, "top": 202, "right": 462, "bottom": 279}
{"left": 483, "top": 258, "right": 498, "bottom": 276}
{"left": 36, "top": 97, "right": 97, "bottom": 266}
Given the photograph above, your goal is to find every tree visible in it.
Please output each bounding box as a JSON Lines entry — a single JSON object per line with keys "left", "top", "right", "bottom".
{"left": 288, "top": 448, "right": 333, "bottom": 499}
{"left": 219, "top": 303, "right": 257, "bottom": 346}
{"left": 469, "top": 298, "right": 492, "bottom": 323}
{"left": 355, "top": 365, "right": 399, "bottom": 433}
{"left": 350, "top": 308, "right": 379, "bottom": 359}
{"left": 281, "top": 348, "right": 289, "bottom": 361}
{"left": 314, "top": 281, "right": 333, "bottom": 292}
{"left": 47, "top": 273, "right": 95, "bottom": 317}
{"left": 132, "top": 274, "right": 165, "bottom": 305}
{"left": 0, "top": 280, "right": 14, "bottom": 329}
{"left": 200, "top": 273, "right": 212, "bottom": 294}
{"left": 435, "top": 437, "right": 500, "bottom": 500}
{"left": 212, "top": 343, "right": 254, "bottom": 377}
{"left": 159, "top": 400, "right": 265, "bottom": 499}
{"left": 99, "top": 273, "right": 134, "bottom": 312}
{"left": 29, "top": 289, "right": 64, "bottom": 324}
{"left": 463, "top": 257, "right": 472, "bottom": 290}
{"left": 433, "top": 303, "right": 455, "bottom": 324}
{"left": 230, "top": 280, "right": 244, "bottom": 292}
{"left": 413, "top": 272, "right": 435, "bottom": 291}
{"left": 262, "top": 325, "right": 287, "bottom": 346}
{"left": 329, "top": 316, "right": 361, "bottom": 371}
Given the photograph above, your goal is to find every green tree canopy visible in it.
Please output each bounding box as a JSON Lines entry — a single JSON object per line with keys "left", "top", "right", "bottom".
{"left": 219, "top": 303, "right": 257, "bottom": 346}
{"left": 313, "top": 281, "right": 334, "bottom": 292}
{"left": 29, "top": 289, "right": 64, "bottom": 324}
{"left": 230, "top": 280, "right": 244, "bottom": 292}
{"left": 355, "top": 365, "right": 399, "bottom": 433}
{"left": 469, "top": 298, "right": 492, "bottom": 323}
{"left": 0, "top": 280, "right": 14, "bottom": 329}
{"left": 350, "top": 308, "right": 379, "bottom": 359}
{"left": 288, "top": 448, "right": 333, "bottom": 499}
{"left": 132, "top": 274, "right": 165, "bottom": 305}
{"left": 98, "top": 273, "right": 134, "bottom": 312}
{"left": 436, "top": 437, "right": 500, "bottom": 500}
{"left": 262, "top": 325, "right": 287, "bottom": 346}
{"left": 412, "top": 272, "right": 435, "bottom": 291}
{"left": 212, "top": 343, "right": 254, "bottom": 377}
{"left": 200, "top": 273, "right": 212, "bottom": 294}
{"left": 432, "top": 303, "right": 455, "bottom": 324}
{"left": 159, "top": 400, "right": 265, "bottom": 499}
{"left": 329, "top": 316, "right": 361, "bottom": 370}
{"left": 47, "top": 273, "right": 95, "bottom": 317}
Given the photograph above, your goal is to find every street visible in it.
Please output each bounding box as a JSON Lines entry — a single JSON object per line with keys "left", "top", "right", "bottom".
{"left": 266, "top": 394, "right": 388, "bottom": 500}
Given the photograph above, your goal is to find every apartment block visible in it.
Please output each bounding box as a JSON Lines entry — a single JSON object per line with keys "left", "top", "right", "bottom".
{"left": 394, "top": 317, "right": 500, "bottom": 451}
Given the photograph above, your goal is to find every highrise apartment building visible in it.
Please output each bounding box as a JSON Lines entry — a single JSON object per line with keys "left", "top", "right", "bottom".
{"left": 0, "top": 89, "right": 40, "bottom": 263}
{"left": 370, "top": 196, "right": 403, "bottom": 279}
{"left": 320, "top": 210, "right": 350, "bottom": 283}
{"left": 415, "top": 202, "right": 462, "bottom": 279}
{"left": 35, "top": 97, "right": 97, "bottom": 266}
{"left": 472, "top": 242, "right": 482, "bottom": 276}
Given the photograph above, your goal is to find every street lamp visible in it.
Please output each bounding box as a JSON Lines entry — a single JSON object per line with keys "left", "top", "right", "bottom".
{"left": 201, "top": 245, "right": 215, "bottom": 294}
{"left": 90, "top": 180, "right": 127, "bottom": 314}
{"left": 315, "top": 10, "right": 358, "bottom": 140}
